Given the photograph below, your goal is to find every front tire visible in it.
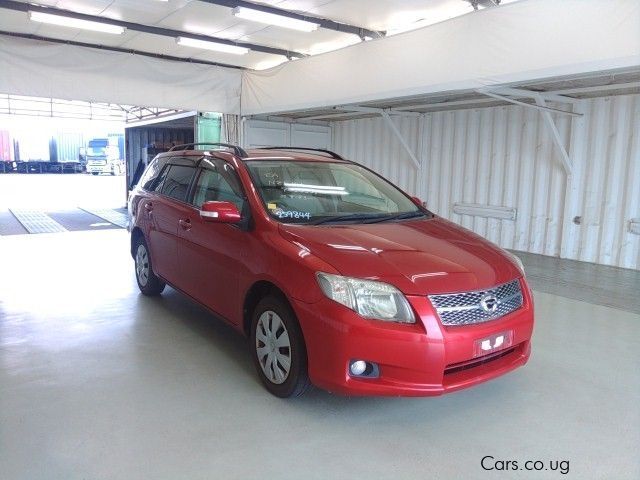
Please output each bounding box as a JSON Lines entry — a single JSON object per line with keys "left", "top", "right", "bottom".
{"left": 134, "top": 236, "right": 165, "bottom": 296}
{"left": 250, "top": 295, "right": 312, "bottom": 398}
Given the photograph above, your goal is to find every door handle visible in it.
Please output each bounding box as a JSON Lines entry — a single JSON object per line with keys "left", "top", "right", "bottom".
{"left": 179, "top": 218, "right": 192, "bottom": 230}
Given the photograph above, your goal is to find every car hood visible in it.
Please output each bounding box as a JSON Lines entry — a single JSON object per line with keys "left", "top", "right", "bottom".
{"left": 278, "top": 217, "right": 522, "bottom": 295}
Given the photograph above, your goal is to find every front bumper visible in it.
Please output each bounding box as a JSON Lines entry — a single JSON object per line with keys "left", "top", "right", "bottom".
{"left": 292, "top": 279, "right": 533, "bottom": 396}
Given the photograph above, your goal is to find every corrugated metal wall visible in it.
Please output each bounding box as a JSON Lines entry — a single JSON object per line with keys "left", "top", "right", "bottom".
{"left": 563, "top": 95, "right": 640, "bottom": 269}
{"left": 53, "top": 132, "right": 85, "bottom": 162}
{"left": 332, "top": 93, "right": 640, "bottom": 269}
{"left": 242, "top": 119, "right": 331, "bottom": 149}
{"left": 332, "top": 115, "right": 421, "bottom": 195}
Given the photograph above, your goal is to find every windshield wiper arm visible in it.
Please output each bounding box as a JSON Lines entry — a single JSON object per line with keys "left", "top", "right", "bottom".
{"left": 363, "top": 211, "right": 427, "bottom": 223}
{"left": 310, "top": 213, "right": 388, "bottom": 225}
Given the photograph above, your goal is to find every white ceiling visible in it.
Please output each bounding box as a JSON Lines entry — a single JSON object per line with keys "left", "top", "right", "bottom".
{"left": 0, "top": 0, "right": 519, "bottom": 69}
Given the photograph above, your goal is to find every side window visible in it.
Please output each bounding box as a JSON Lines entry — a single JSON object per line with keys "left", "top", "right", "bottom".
{"left": 151, "top": 165, "right": 170, "bottom": 193}
{"left": 192, "top": 161, "right": 244, "bottom": 211}
{"left": 160, "top": 165, "right": 197, "bottom": 202}
{"left": 139, "top": 159, "right": 161, "bottom": 191}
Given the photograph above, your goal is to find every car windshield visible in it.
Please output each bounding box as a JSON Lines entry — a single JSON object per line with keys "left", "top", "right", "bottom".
{"left": 246, "top": 160, "right": 425, "bottom": 225}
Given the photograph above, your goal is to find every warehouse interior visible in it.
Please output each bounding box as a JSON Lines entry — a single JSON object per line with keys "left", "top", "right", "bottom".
{"left": 0, "top": 0, "right": 639, "bottom": 478}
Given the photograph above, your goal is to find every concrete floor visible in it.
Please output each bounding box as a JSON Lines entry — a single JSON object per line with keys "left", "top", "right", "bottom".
{"left": 1, "top": 230, "right": 639, "bottom": 480}
{"left": 0, "top": 174, "right": 127, "bottom": 235}
{"left": 515, "top": 250, "right": 640, "bottom": 314}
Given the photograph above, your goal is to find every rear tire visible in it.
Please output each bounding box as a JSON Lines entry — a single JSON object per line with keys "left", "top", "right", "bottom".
{"left": 91, "top": 172, "right": 99, "bottom": 176}
{"left": 250, "top": 295, "right": 312, "bottom": 398}
{"left": 134, "top": 236, "right": 165, "bottom": 296}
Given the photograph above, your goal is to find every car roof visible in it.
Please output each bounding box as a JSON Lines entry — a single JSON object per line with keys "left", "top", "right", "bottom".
{"left": 244, "top": 149, "right": 347, "bottom": 163}
{"left": 155, "top": 148, "right": 347, "bottom": 163}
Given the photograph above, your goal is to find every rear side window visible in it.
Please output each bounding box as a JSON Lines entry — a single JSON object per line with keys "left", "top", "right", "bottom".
{"left": 138, "top": 159, "right": 162, "bottom": 191}
{"left": 160, "top": 165, "right": 197, "bottom": 202}
{"left": 152, "top": 165, "right": 170, "bottom": 193}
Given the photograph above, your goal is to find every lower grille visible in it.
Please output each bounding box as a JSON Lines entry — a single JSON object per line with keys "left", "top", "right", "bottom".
{"left": 428, "top": 279, "right": 523, "bottom": 326}
{"left": 444, "top": 347, "right": 517, "bottom": 376}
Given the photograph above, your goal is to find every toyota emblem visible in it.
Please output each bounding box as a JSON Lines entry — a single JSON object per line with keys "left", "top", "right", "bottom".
{"left": 480, "top": 294, "right": 498, "bottom": 313}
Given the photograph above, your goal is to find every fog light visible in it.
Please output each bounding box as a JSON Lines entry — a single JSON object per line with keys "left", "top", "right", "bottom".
{"left": 350, "top": 360, "right": 367, "bottom": 376}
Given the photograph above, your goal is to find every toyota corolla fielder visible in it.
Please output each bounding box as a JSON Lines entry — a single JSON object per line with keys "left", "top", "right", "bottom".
{"left": 128, "top": 144, "right": 534, "bottom": 398}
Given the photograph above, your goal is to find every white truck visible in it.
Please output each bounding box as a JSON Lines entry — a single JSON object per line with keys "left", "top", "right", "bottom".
{"left": 86, "top": 137, "right": 125, "bottom": 176}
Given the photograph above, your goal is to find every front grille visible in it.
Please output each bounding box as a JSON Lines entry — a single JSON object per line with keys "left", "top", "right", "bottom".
{"left": 428, "top": 279, "right": 523, "bottom": 326}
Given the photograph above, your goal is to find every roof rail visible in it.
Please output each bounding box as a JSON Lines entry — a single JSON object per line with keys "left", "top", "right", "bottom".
{"left": 259, "top": 146, "right": 344, "bottom": 160}
{"left": 168, "top": 143, "right": 248, "bottom": 158}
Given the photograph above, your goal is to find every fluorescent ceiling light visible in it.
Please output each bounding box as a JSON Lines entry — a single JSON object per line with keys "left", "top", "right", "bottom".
{"left": 28, "top": 11, "right": 125, "bottom": 34}
{"left": 176, "top": 37, "right": 249, "bottom": 55}
{"left": 232, "top": 6, "right": 319, "bottom": 32}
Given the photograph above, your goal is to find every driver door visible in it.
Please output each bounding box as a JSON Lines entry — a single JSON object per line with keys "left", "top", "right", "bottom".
{"left": 177, "top": 158, "right": 249, "bottom": 324}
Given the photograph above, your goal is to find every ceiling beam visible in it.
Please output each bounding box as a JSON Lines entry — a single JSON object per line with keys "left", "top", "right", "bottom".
{"left": 481, "top": 86, "right": 581, "bottom": 104}
{"left": 246, "top": 114, "right": 330, "bottom": 126}
{"left": 199, "top": 0, "right": 385, "bottom": 40}
{"left": 300, "top": 111, "right": 370, "bottom": 121}
{"left": 392, "top": 97, "right": 501, "bottom": 111}
{"left": 300, "top": 105, "right": 422, "bottom": 121}
{"left": 335, "top": 105, "right": 422, "bottom": 117}
{"left": 0, "top": 31, "right": 245, "bottom": 69}
{"left": 475, "top": 90, "right": 582, "bottom": 117}
{"left": 0, "top": 0, "right": 305, "bottom": 59}
{"left": 546, "top": 81, "right": 640, "bottom": 96}
{"left": 260, "top": 77, "right": 640, "bottom": 121}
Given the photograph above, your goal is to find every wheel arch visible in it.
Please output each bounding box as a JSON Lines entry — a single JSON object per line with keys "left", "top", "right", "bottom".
{"left": 130, "top": 226, "right": 144, "bottom": 258}
{"left": 243, "top": 280, "right": 293, "bottom": 337}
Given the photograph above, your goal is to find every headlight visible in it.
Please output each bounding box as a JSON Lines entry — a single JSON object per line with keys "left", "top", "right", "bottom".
{"left": 316, "top": 272, "right": 415, "bottom": 323}
{"left": 502, "top": 249, "right": 525, "bottom": 276}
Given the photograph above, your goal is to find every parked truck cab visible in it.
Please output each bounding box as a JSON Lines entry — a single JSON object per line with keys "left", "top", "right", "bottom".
{"left": 86, "top": 138, "right": 124, "bottom": 176}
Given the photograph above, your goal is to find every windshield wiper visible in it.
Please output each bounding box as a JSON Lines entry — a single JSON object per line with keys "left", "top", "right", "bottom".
{"left": 310, "top": 213, "right": 389, "bottom": 225}
{"left": 363, "top": 211, "right": 427, "bottom": 223}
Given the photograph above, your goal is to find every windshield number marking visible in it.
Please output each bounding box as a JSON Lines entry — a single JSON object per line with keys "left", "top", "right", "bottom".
{"left": 275, "top": 210, "right": 311, "bottom": 220}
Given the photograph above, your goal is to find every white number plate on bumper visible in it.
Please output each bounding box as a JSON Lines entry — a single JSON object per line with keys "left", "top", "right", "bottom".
{"left": 473, "top": 330, "right": 513, "bottom": 358}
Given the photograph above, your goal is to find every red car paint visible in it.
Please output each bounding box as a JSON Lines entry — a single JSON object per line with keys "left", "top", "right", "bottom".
{"left": 129, "top": 149, "right": 534, "bottom": 396}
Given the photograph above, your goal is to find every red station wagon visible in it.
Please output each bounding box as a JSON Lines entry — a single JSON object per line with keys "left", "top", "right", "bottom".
{"left": 128, "top": 143, "right": 534, "bottom": 397}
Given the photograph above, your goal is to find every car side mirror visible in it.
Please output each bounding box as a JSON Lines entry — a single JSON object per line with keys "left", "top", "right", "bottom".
{"left": 411, "top": 196, "right": 426, "bottom": 208}
{"left": 200, "top": 201, "right": 241, "bottom": 223}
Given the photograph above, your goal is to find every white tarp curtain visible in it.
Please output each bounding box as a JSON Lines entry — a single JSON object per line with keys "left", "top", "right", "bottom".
{"left": 0, "top": 36, "right": 242, "bottom": 114}
{"left": 242, "top": 0, "right": 640, "bottom": 116}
